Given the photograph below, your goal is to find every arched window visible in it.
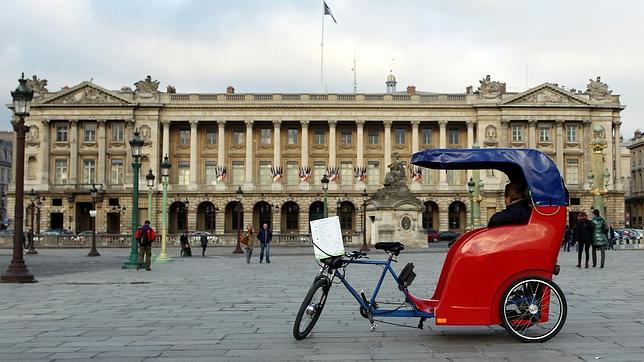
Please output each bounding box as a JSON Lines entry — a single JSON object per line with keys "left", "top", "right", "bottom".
{"left": 27, "top": 156, "right": 37, "bottom": 178}
{"left": 281, "top": 201, "right": 299, "bottom": 232}
{"left": 422, "top": 201, "right": 438, "bottom": 230}
{"left": 448, "top": 201, "right": 466, "bottom": 231}
{"left": 338, "top": 201, "right": 355, "bottom": 231}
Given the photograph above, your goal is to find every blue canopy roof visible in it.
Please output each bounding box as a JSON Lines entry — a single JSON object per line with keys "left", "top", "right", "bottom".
{"left": 410, "top": 148, "right": 568, "bottom": 206}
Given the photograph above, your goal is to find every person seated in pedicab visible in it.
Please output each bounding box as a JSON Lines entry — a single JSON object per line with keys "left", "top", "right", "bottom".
{"left": 487, "top": 182, "right": 532, "bottom": 228}
{"left": 180, "top": 233, "right": 192, "bottom": 257}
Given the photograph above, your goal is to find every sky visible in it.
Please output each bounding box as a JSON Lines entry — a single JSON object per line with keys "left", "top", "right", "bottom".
{"left": 0, "top": 0, "right": 642, "bottom": 139}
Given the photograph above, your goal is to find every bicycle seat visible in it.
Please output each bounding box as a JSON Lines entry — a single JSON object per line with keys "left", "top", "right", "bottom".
{"left": 375, "top": 242, "right": 405, "bottom": 256}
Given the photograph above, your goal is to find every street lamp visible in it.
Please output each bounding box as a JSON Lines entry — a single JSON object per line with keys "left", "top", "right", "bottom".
{"left": 321, "top": 175, "right": 329, "bottom": 218}
{"left": 1, "top": 73, "right": 35, "bottom": 283}
{"left": 157, "top": 155, "right": 171, "bottom": 262}
{"left": 26, "top": 189, "right": 38, "bottom": 255}
{"left": 467, "top": 177, "right": 475, "bottom": 230}
{"left": 233, "top": 186, "right": 244, "bottom": 254}
{"left": 88, "top": 184, "right": 100, "bottom": 256}
{"left": 183, "top": 198, "right": 190, "bottom": 237}
{"left": 146, "top": 169, "right": 155, "bottom": 224}
{"left": 361, "top": 189, "right": 369, "bottom": 252}
{"left": 206, "top": 204, "right": 219, "bottom": 235}
{"left": 122, "top": 128, "right": 144, "bottom": 269}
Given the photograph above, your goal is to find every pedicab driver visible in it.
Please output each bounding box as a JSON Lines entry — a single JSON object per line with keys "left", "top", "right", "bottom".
{"left": 488, "top": 183, "right": 532, "bottom": 227}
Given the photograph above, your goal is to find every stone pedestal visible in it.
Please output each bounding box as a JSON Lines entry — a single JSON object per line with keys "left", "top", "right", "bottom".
{"left": 370, "top": 203, "right": 425, "bottom": 248}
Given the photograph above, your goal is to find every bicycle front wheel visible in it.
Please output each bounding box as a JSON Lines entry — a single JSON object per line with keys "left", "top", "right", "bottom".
{"left": 293, "top": 277, "right": 330, "bottom": 340}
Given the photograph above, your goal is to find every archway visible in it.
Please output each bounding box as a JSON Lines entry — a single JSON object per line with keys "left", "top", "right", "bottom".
{"left": 422, "top": 201, "right": 439, "bottom": 230}
{"left": 225, "top": 201, "right": 244, "bottom": 233}
{"left": 197, "top": 201, "right": 217, "bottom": 233}
{"left": 169, "top": 201, "right": 188, "bottom": 234}
{"left": 309, "top": 201, "right": 325, "bottom": 223}
{"left": 281, "top": 201, "right": 300, "bottom": 233}
{"left": 448, "top": 201, "right": 466, "bottom": 232}
{"left": 253, "top": 201, "right": 273, "bottom": 230}
{"left": 338, "top": 201, "right": 356, "bottom": 232}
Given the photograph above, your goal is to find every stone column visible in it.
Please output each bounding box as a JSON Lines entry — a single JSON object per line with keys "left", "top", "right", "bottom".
{"left": 97, "top": 120, "right": 106, "bottom": 186}
{"left": 500, "top": 119, "right": 509, "bottom": 147}
{"left": 189, "top": 120, "right": 199, "bottom": 190}
{"left": 411, "top": 120, "right": 421, "bottom": 190}
{"left": 216, "top": 120, "right": 226, "bottom": 191}
{"left": 383, "top": 120, "right": 392, "bottom": 170}
{"left": 125, "top": 119, "right": 134, "bottom": 185}
{"left": 614, "top": 117, "right": 622, "bottom": 190}
{"left": 272, "top": 120, "right": 282, "bottom": 191}
{"left": 69, "top": 119, "right": 78, "bottom": 185}
{"left": 583, "top": 120, "right": 592, "bottom": 189}
{"left": 244, "top": 120, "right": 254, "bottom": 190}
{"left": 356, "top": 120, "right": 365, "bottom": 190}
{"left": 438, "top": 120, "right": 447, "bottom": 187}
{"left": 528, "top": 119, "right": 537, "bottom": 149}
{"left": 40, "top": 119, "right": 50, "bottom": 186}
{"left": 328, "top": 120, "right": 337, "bottom": 190}
{"left": 466, "top": 120, "right": 475, "bottom": 180}
{"left": 161, "top": 120, "right": 170, "bottom": 161}
{"left": 300, "top": 120, "right": 310, "bottom": 190}
{"left": 555, "top": 120, "right": 564, "bottom": 174}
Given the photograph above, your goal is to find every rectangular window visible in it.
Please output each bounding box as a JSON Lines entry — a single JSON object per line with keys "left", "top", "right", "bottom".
{"left": 313, "top": 161, "right": 326, "bottom": 184}
{"left": 566, "top": 124, "right": 577, "bottom": 142}
{"left": 422, "top": 169, "right": 433, "bottom": 185}
{"left": 111, "top": 122, "right": 124, "bottom": 142}
{"left": 179, "top": 129, "right": 190, "bottom": 145}
{"left": 56, "top": 125, "right": 68, "bottom": 142}
{"left": 205, "top": 128, "right": 217, "bottom": 145}
{"left": 448, "top": 128, "right": 459, "bottom": 145}
{"left": 259, "top": 161, "right": 272, "bottom": 185}
{"left": 539, "top": 125, "right": 551, "bottom": 142}
{"left": 422, "top": 128, "right": 432, "bottom": 145}
{"left": 233, "top": 129, "right": 244, "bottom": 145}
{"left": 84, "top": 124, "right": 96, "bottom": 143}
{"left": 314, "top": 128, "right": 325, "bottom": 145}
{"left": 512, "top": 124, "right": 524, "bottom": 142}
{"left": 367, "top": 161, "right": 380, "bottom": 186}
{"left": 341, "top": 130, "right": 352, "bottom": 145}
{"left": 286, "top": 161, "right": 299, "bottom": 185}
{"left": 178, "top": 161, "right": 190, "bottom": 185}
{"left": 205, "top": 161, "right": 217, "bottom": 185}
{"left": 447, "top": 169, "right": 462, "bottom": 186}
{"left": 395, "top": 128, "right": 405, "bottom": 145}
{"left": 565, "top": 159, "right": 579, "bottom": 185}
{"left": 340, "top": 161, "right": 353, "bottom": 185}
{"left": 110, "top": 159, "right": 124, "bottom": 185}
{"left": 83, "top": 159, "right": 96, "bottom": 184}
{"left": 260, "top": 128, "right": 272, "bottom": 145}
{"left": 287, "top": 128, "right": 298, "bottom": 145}
{"left": 231, "top": 161, "right": 244, "bottom": 185}
{"left": 55, "top": 159, "right": 68, "bottom": 184}
{"left": 368, "top": 128, "right": 379, "bottom": 145}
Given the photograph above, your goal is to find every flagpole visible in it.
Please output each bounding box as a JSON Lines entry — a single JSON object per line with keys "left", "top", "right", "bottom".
{"left": 320, "top": 0, "right": 325, "bottom": 92}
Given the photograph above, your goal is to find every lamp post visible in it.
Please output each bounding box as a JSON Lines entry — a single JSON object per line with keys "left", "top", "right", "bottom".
{"left": 321, "top": 175, "right": 329, "bottom": 218}
{"left": 467, "top": 177, "right": 475, "bottom": 230}
{"left": 157, "top": 155, "right": 171, "bottom": 262}
{"left": 361, "top": 189, "right": 369, "bottom": 252}
{"left": 88, "top": 184, "right": 100, "bottom": 256}
{"left": 233, "top": 186, "right": 244, "bottom": 254}
{"left": 1, "top": 73, "right": 35, "bottom": 283}
{"left": 146, "top": 169, "right": 155, "bottom": 224}
{"left": 183, "top": 198, "right": 190, "bottom": 237}
{"left": 26, "top": 189, "right": 38, "bottom": 255}
{"left": 35, "top": 196, "right": 42, "bottom": 242}
{"left": 122, "top": 128, "right": 144, "bottom": 269}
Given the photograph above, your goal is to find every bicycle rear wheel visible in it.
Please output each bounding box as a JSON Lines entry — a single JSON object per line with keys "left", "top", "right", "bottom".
{"left": 293, "top": 277, "right": 330, "bottom": 340}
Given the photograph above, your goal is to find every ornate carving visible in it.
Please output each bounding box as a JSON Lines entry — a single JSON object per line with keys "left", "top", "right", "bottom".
{"left": 189, "top": 120, "right": 199, "bottom": 128}
{"left": 328, "top": 120, "right": 338, "bottom": 127}
{"left": 53, "top": 87, "right": 127, "bottom": 105}
{"left": 369, "top": 153, "right": 422, "bottom": 208}
{"left": 139, "top": 125, "right": 151, "bottom": 140}
{"left": 410, "top": 120, "right": 420, "bottom": 127}
{"left": 244, "top": 120, "right": 253, "bottom": 127}
{"left": 466, "top": 120, "right": 475, "bottom": 128}
{"left": 382, "top": 120, "right": 393, "bottom": 127}
{"left": 528, "top": 119, "right": 538, "bottom": 127}
{"left": 120, "top": 86, "right": 132, "bottom": 92}
{"left": 355, "top": 120, "right": 365, "bottom": 127}
{"left": 166, "top": 85, "right": 176, "bottom": 94}
{"left": 300, "top": 120, "right": 310, "bottom": 126}
{"left": 272, "top": 120, "right": 282, "bottom": 127}
{"left": 134, "top": 75, "right": 160, "bottom": 93}
{"left": 26, "top": 125, "right": 39, "bottom": 143}
{"left": 585, "top": 76, "right": 612, "bottom": 100}
{"left": 26, "top": 75, "right": 48, "bottom": 96}
{"left": 217, "top": 120, "right": 226, "bottom": 127}
{"left": 518, "top": 89, "right": 577, "bottom": 104}
{"left": 477, "top": 75, "right": 505, "bottom": 99}
{"left": 485, "top": 125, "right": 497, "bottom": 140}
{"left": 555, "top": 119, "right": 565, "bottom": 127}
{"left": 438, "top": 120, "right": 448, "bottom": 127}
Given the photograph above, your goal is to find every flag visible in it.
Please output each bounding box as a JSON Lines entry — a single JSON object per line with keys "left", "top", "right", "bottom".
{"left": 324, "top": 1, "right": 337, "bottom": 24}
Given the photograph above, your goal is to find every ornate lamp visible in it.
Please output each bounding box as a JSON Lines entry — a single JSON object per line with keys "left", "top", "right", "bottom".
{"left": 146, "top": 169, "right": 155, "bottom": 189}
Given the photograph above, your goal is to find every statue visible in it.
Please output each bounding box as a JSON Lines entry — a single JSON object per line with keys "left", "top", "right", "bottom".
{"left": 369, "top": 153, "right": 421, "bottom": 208}
{"left": 477, "top": 74, "right": 505, "bottom": 99}
{"left": 26, "top": 75, "right": 48, "bottom": 96}
{"left": 585, "top": 76, "right": 612, "bottom": 100}
{"left": 134, "top": 75, "right": 160, "bottom": 93}
{"left": 384, "top": 153, "right": 407, "bottom": 188}
{"left": 166, "top": 85, "right": 176, "bottom": 94}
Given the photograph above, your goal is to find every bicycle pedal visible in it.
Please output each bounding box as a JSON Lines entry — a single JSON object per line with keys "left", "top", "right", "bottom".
{"left": 370, "top": 323, "right": 377, "bottom": 331}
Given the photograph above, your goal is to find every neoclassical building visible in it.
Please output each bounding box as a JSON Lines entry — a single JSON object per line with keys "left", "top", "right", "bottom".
{"left": 626, "top": 130, "right": 643, "bottom": 228}
{"left": 6, "top": 74, "right": 628, "bottom": 243}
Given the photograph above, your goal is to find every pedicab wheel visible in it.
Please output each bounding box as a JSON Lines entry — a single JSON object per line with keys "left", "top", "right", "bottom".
{"left": 293, "top": 277, "right": 330, "bottom": 340}
{"left": 500, "top": 276, "right": 567, "bottom": 343}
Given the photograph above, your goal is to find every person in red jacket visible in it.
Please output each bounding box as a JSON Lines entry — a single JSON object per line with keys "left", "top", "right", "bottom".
{"left": 135, "top": 220, "right": 156, "bottom": 271}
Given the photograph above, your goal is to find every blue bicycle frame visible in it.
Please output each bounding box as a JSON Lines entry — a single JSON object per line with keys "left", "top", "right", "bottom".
{"left": 333, "top": 257, "right": 434, "bottom": 319}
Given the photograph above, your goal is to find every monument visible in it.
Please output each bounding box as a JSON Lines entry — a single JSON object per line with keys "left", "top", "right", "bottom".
{"left": 368, "top": 153, "right": 425, "bottom": 248}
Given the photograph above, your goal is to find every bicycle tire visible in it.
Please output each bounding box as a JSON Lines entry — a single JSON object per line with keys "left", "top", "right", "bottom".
{"left": 293, "top": 277, "right": 330, "bottom": 340}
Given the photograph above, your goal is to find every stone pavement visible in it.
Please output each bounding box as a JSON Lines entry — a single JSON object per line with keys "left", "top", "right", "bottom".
{"left": 1, "top": 247, "right": 644, "bottom": 361}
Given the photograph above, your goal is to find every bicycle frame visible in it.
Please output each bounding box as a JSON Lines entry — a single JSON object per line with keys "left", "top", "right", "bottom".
{"left": 331, "top": 257, "right": 434, "bottom": 319}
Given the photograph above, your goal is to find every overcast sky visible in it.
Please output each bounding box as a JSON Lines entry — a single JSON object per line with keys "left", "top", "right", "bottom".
{"left": 1, "top": 0, "right": 641, "bottom": 139}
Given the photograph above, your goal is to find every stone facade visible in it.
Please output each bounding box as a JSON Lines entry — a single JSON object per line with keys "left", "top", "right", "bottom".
{"left": 6, "top": 74, "right": 627, "bottom": 244}
{"left": 0, "top": 131, "right": 12, "bottom": 223}
{"left": 626, "top": 130, "right": 644, "bottom": 228}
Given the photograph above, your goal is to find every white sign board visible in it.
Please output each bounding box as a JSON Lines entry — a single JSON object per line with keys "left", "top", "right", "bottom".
{"left": 89, "top": 210, "right": 97, "bottom": 218}
{"left": 310, "top": 216, "right": 345, "bottom": 260}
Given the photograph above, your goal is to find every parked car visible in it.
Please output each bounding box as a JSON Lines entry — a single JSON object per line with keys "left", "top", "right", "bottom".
{"left": 440, "top": 231, "right": 460, "bottom": 242}
{"left": 426, "top": 229, "right": 440, "bottom": 243}
{"left": 190, "top": 231, "right": 218, "bottom": 244}
{"left": 73, "top": 230, "right": 95, "bottom": 243}
{"left": 41, "top": 228, "right": 72, "bottom": 236}
{"left": 625, "top": 228, "right": 642, "bottom": 243}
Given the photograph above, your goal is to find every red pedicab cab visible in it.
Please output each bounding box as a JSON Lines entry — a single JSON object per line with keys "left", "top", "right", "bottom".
{"left": 411, "top": 148, "right": 568, "bottom": 342}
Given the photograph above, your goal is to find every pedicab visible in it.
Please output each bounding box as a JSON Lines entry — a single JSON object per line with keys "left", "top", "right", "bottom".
{"left": 293, "top": 148, "right": 568, "bottom": 343}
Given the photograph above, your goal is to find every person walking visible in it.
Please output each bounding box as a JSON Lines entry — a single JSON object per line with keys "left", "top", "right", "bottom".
{"left": 135, "top": 220, "right": 156, "bottom": 271}
{"left": 563, "top": 225, "right": 572, "bottom": 252}
{"left": 200, "top": 233, "right": 208, "bottom": 256}
{"left": 258, "top": 223, "right": 272, "bottom": 263}
{"left": 572, "top": 212, "right": 593, "bottom": 268}
{"left": 240, "top": 225, "right": 257, "bottom": 264}
{"left": 590, "top": 209, "right": 609, "bottom": 268}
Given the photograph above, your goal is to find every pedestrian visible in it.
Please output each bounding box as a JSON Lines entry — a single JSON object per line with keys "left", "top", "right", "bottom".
{"left": 258, "top": 223, "right": 272, "bottom": 263}
{"left": 590, "top": 209, "right": 609, "bottom": 268}
{"left": 240, "top": 225, "right": 256, "bottom": 264}
{"left": 200, "top": 233, "right": 208, "bottom": 256}
{"left": 135, "top": 220, "right": 156, "bottom": 271}
{"left": 607, "top": 225, "right": 616, "bottom": 250}
{"left": 180, "top": 233, "right": 192, "bottom": 257}
{"left": 572, "top": 212, "right": 593, "bottom": 268}
{"left": 563, "top": 225, "right": 572, "bottom": 252}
